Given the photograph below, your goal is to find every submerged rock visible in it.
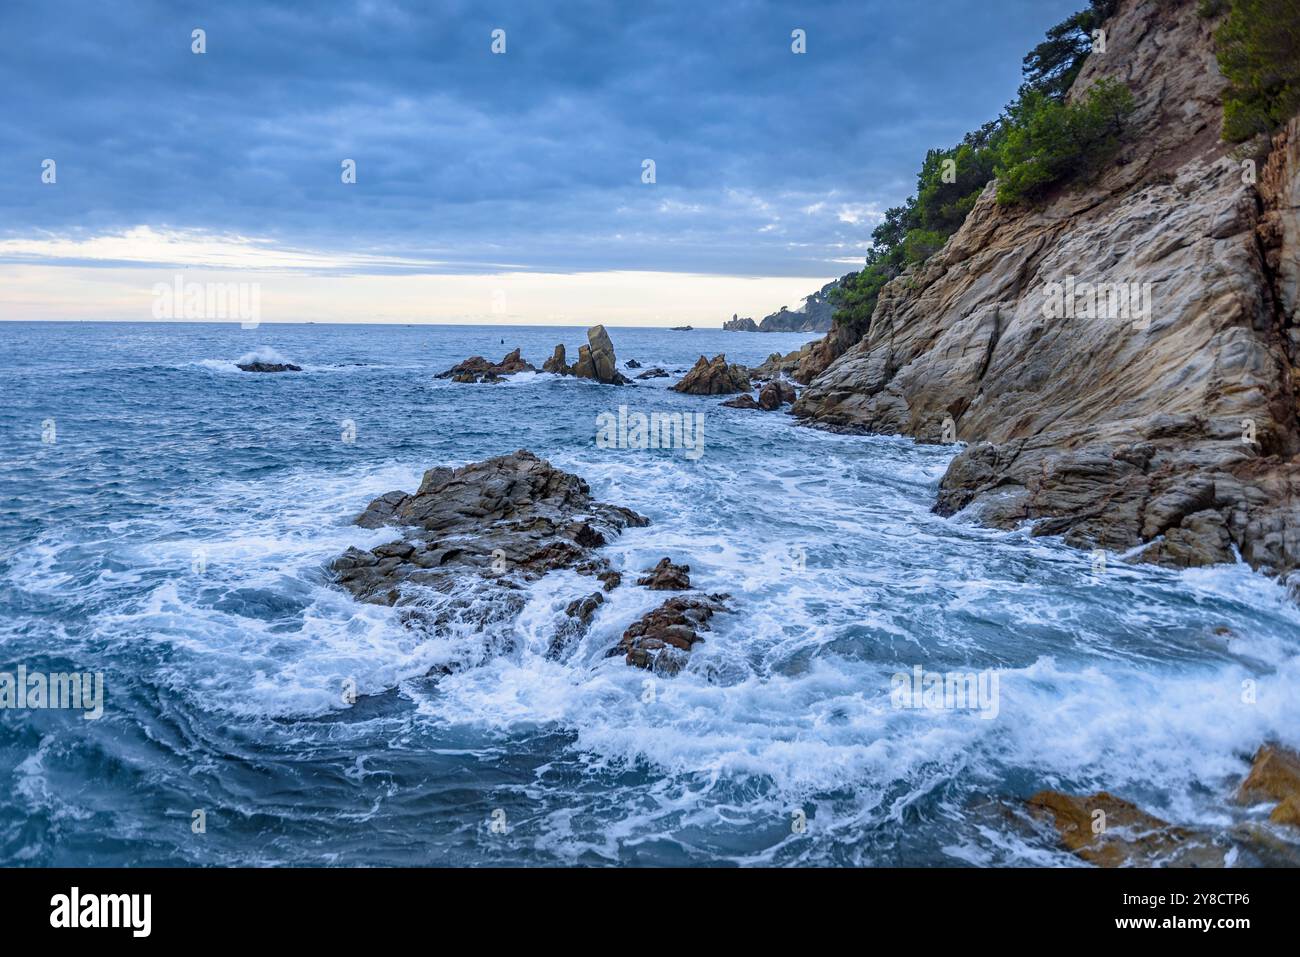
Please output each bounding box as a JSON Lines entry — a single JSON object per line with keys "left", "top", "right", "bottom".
{"left": 636, "top": 557, "right": 691, "bottom": 590}
{"left": 673, "top": 354, "right": 751, "bottom": 395}
{"left": 1026, "top": 790, "right": 1227, "bottom": 868}
{"left": 237, "top": 361, "right": 302, "bottom": 373}
{"left": 636, "top": 367, "right": 670, "bottom": 379}
{"left": 617, "top": 593, "right": 729, "bottom": 675}
{"left": 437, "top": 348, "right": 535, "bottom": 383}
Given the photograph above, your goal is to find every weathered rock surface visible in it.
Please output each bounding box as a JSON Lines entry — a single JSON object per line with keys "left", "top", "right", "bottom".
{"left": 673, "top": 354, "right": 751, "bottom": 395}
{"left": 237, "top": 361, "right": 302, "bottom": 373}
{"left": 1237, "top": 743, "right": 1300, "bottom": 828}
{"left": 617, "top": 593, "right": 729, "bottom": 675}
{"left": 547, "top": 325, "right": 630, "bottom": 385}
{"left": 721, "top": 394, "right": 761, "bottom": 410}
{"left": 758, "top": 379, "right": 797, "bottom": 410}
{"left": 791, "top": 0, "right": 1300, "bottom": 584}
{"left": 542, "top": 344, "right": 569, "bottom": 375}
{"left": 437, "top": 348, "right": 535, "bottom": 383}
{"left": 1026, "top": 790, "right": 1227, "bottom": 867}
{"left": 722, "top": 314, "right": 759, "bottom": 332}
{"left": 636, "top": 557, "right": 691, "bottom": 590}
{"left": 333, "top": 451, "right": 648, "bottom": 613}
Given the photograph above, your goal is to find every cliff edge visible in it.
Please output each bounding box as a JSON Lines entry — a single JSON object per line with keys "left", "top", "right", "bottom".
{"left": 794, "top": 0, "right": 1300, "bottom": 586}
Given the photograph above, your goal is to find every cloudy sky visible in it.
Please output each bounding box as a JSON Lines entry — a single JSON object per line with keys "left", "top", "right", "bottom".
{"left": 0, "top": 0, "right": 1079, "bottom": 325}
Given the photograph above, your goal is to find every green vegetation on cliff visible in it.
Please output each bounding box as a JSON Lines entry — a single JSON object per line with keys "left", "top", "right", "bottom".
{"left": 1205, "top": 0, "right": 1300, "bottom": 142}
{"left": 831, "top": 0, "right": 1129, "bottom": 335}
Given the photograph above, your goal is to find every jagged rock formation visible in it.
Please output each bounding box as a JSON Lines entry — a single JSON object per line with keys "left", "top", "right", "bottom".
{"left": 543, "top": 325, "right": 630, "bottom": 384}
{"left": 542, "top": 344, "right": 569, "bottom": 374}
{"left": 793, "top": 0, "right": 1300, "bottom": 587}
{"left": 636, "top": 557, "right": 692, "bottom": 590}
{"left": 673, "top": 354, "right": 752, "bottom": 395}
{"left": 333, "top": 451, "right": 647, "bottom": 610}
{"left": 437, "top": 348, "right": 534, "bottom": 383}
{"left": 617, "top": 593, "right": 729, "bottom": 675}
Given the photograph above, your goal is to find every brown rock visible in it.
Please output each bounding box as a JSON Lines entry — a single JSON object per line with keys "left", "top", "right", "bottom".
{"left": 758, "top": 379, "right": 797, "bottom": 410}
{"left": 721, "top": 394, "right": 761, "bottom": 409}
{"left": 1026, "top": 790, "right": 1226, "bottom": 868}
{"left": 1237, "top": 744, "right": 1300, "bottom": 828}
{"left": 562, "top": 325, "right": 630, "bottom": 384}
{"left": 617, "top": 593, "right": 729, "bottom": 675}
{"left": 673, "top": 354, "right": 751, "bottom": 395}
{"left": 636, "top": 557, "right": 691, "bottom": 590}
{"left": 542, "top": 344, "right": 570, "bottom": 375}
{"left": 437, "top": 348, "right": 535, "bottom": 383}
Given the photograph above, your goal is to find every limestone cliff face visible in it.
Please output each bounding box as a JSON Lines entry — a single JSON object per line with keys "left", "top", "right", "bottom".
{"left": 794, "top": 0, "right": 1300, "bottom": 584}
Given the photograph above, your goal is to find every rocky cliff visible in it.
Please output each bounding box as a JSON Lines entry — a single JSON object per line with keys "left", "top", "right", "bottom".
{"left": 793, "top": 0, "right": 1300, "bottom": 588}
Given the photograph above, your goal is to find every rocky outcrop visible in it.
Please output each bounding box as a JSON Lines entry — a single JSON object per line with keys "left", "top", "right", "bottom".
{"left": 237, "top": 360, "right": 302, "bottom": 373}
{"left": 720, "top": 379, "right": 797, "bottom": 411}
{"left": 545, "top": 325, "right": 630, "bottom": 384}
{"left": 542, "top": 344, "right": 569, "bottom": 375}
{"left": 1026, "top": 790, "right": 1227, "bottom": 868}
{"left": 723, "top": 314, "right": 759, "bottom": 332}
{"left": 673, "top": 354, "right": 751, "bottom": 395}
{"left": 617, "top": 593, "right": 729, "bottom": 675}
{"left": 758, "top": 379, "right": 797, "bottom": 410}
{"left": 792, "top": 0, "right": 1300, "bottom": 584}
{"left": 1237, "top": 743, "right": 1300, "bottom": 828}
{"left": 333, "top": 451, "right": 647, "bottom": 614}
{"left": 636, "top": 557, "right": 691, "bottom": 590}
{"left": 437, "top": 348, "right": 534, "bottom": 383}
{"left": 636, "top": 367, "right": 670, "bottom": 379}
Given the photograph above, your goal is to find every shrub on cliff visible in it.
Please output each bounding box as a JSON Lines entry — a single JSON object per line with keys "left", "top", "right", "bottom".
{"left": 831, "top": 0, "right": 1124, "bottom": 332}
{"left": 994, "top": 78, "right": 1136, "bottom": 205}
{"left": 1209, "top": 0, "right": 1300, "bottom": 142}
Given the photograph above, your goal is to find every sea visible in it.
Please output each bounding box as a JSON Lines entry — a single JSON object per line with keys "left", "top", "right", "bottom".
{"left": 1, "top": 320, "right": 1297, "bottom": 866}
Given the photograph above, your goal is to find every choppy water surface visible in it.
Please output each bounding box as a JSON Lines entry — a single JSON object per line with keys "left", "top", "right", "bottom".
{"left": 1, "top": 321, "right": 1297, "bottom": 866}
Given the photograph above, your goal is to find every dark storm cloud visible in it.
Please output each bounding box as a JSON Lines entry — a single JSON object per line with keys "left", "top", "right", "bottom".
{"left": 0, "top": 0, "right": 1082, "bottom": 276}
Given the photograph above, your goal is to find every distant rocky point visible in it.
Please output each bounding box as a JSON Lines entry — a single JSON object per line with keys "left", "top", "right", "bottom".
{"left": 723, "top": 278, "right": 841, "bottom": 333}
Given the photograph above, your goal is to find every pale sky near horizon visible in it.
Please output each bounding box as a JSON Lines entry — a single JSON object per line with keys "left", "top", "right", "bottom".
{"left": 0, "top": 0, "right": 1080, "bottom": 326}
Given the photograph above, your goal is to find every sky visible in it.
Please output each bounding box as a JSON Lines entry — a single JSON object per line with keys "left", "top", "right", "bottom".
{"left": 0, "top": 0, "right": 1081, "bottom": 326}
